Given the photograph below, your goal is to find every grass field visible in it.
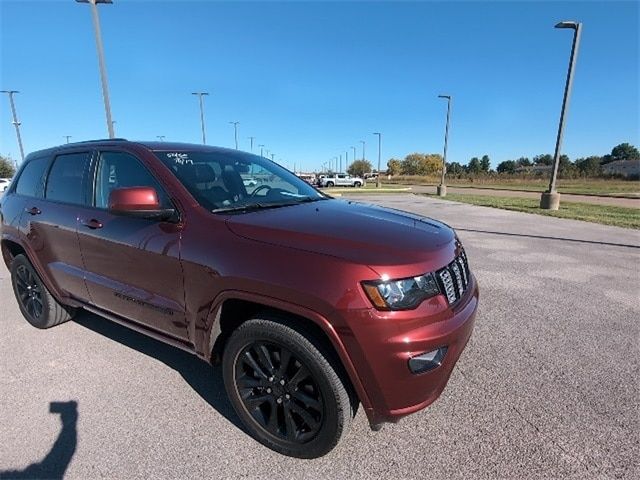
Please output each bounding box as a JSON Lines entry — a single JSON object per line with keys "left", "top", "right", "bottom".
{"left": 386, "top": 176, "right": 640, "bottom": 197}
{"left": 424, "top": 193, "right": 640, "bottom": 229}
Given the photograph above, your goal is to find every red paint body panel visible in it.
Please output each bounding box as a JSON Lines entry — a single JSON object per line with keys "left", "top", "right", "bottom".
{"left": 0, "top": 140, "right": 478, "bottom": 428}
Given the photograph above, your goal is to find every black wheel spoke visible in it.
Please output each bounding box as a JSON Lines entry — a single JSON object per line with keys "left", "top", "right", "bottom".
{"left": 293, "top": 390, "right": 321, "bottom": 411}
{"left": 289, "top": 365, "right": 310, "bottom": 387}
{"left": 256, "top": 344, "right": 275, "bottom": 374}
{"left": 243, "top": 393, "right": 270, "bottom": 411}
{"left": 242, "top": 350, "right": 269, "bottom": 379}
{"left": 278, "top": 348, "right": 291, "bottom": 376}
{"left": 283, "top": 403, "right": 298, "bottom": 441}
{"left": 237, "top": 375, "right": 266, "bottom": 389}
{"left": 266, "top": 398, "right": 279, "bottom": 432}
{"left": 290, "top": 402, "right": 320, "bottom": 430}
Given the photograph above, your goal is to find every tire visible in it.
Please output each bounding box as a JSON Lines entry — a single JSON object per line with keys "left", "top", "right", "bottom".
{"left": 10, "top": 254, "right": 75, "bottom": 329}
{"left": 222, "top": 317, "right": 353, "bottom": 458}
{"left": 354, "top": 182, "right": 362, "bottom": 188}
{"left": 326, "top": 181, "right": 334, "bottom": 187}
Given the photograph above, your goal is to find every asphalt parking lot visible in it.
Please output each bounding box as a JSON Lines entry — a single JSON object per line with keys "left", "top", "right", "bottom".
{"left": 1, "top": 193, "right": 638, "bottom": 479}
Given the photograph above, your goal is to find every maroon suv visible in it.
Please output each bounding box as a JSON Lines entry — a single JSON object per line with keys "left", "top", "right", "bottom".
{"left": 0, "top": 140, "right": 478, "bottom": 458}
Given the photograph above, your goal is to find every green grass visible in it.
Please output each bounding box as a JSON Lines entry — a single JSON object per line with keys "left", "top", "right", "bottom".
{"left": 426, "top": 193, "right": 640, "bottom": 229}
{"left": 387, "top": 177, "right": 640, "bottom": 197}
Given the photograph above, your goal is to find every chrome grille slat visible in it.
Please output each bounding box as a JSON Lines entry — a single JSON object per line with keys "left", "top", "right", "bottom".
{"left": 436, "top": 249, "right": 471, "bottom": 306}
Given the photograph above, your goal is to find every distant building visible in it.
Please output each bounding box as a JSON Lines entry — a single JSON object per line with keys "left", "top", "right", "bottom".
{"left": 601, "top": 159, "right": 640, "bottom": 178}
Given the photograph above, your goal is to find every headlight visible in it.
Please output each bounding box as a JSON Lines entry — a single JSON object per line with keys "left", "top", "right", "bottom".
{"left": 362, "top": 273, "right": 440, "bottom": 310}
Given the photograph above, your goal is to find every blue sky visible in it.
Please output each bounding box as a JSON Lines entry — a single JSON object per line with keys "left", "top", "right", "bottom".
{"left": 1, "top": 0, "right": 638, "bottom": 172}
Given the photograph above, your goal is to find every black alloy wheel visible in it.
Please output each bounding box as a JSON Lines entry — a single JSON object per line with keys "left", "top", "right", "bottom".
{"left": 223, "top": 318, "right": 353, "bottom": 458}
{"left": 14, "top": 264, "right": 44, "bottom": 320}
{"left": 234, "top": 341, "right": 324, "bottom": 443}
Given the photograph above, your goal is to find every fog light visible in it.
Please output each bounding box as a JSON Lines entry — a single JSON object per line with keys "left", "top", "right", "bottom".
{"left": 408, "top": 347, "right": 448, "bottom": 374}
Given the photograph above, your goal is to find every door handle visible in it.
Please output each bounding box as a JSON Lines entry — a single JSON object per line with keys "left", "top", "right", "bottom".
{"left": 25, "top": 207, "right": 41, "bottom": 215}
{"left": 81, "top": 219, "right": 103, "bottom": 230}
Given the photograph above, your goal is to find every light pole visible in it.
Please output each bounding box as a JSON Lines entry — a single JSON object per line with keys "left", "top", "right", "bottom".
{"left": 64, "top": 135, "right": 72, "bottom": 144}
{"left": 271, "top": 153, "right": 275, "bottom": 162}
{"left": 351, "top": 146, "right": 356, "bottom": 166}
{"left": 339, "top": 154, "right": 342, "bottom": 173}
{"left": 229, "top": 121, "right": 239, "bottom": 149}
{"left": 1, "top": 90, "right": 26, "bottom": 162}
{"left": 192, "top": 92, "right": 209, "bottom": 144}
{"left": 541, "top": 21, "right": 583, "bottom": 211}
{"left": 76, "top": 0, "right": 115, "bottom": 139}
{"left": 437, "top": 95, "right": 452, "bottom": 197}
{"left": 259, "top": 144, "right": 265, "bottom": 157}
{"left": 248, "top": 136, "right": 255, "bottom": 152}
{"left": 156, "top": 135, "right": 165, "bottom": 141}
{"left": 373, "top": 132, "right": 382, "bottom": 187}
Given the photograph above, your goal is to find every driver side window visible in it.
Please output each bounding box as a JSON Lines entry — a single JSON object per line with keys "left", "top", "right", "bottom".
{"left": 94, "top": 151, "right": 172, "bottom": 209}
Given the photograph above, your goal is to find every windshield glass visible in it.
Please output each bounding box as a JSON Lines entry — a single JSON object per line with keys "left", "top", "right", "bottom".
{"left": 154, "top": 150, "right": 325, "bottom": 212}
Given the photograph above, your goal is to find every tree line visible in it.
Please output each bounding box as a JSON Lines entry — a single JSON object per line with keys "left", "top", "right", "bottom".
{"left": 379, "top": 142, "right": 639, "bottom": 179}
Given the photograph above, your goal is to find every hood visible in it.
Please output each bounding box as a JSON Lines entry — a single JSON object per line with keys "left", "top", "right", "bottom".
{"left": 225, "top": 199, "right": 456, "bottom": 268}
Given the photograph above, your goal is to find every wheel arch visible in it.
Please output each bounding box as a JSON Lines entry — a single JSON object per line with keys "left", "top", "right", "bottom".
{"left": 204, "top": 291, "right": 373, "bottom": 419}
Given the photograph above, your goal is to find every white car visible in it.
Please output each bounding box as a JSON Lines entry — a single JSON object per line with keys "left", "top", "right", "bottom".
{"left": 320, "top": 173, "right": 364, "bottom": 188}
{"left": 0, "top": 178, "right": 12, "bottom": 192}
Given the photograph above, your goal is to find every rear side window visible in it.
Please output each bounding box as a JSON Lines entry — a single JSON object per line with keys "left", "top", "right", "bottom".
{"left": 15, "top": 157, "right": 49, "bottom": 197}
{"left": 94, "top": 151, "right": 171, "bottom": 209}
{"left": 45, "top": 152, "right": 91, "bottom": 205}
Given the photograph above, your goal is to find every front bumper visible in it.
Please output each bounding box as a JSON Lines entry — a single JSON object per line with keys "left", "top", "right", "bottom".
{"left": 339, "top": 274, "right": 478, "bottom": 426}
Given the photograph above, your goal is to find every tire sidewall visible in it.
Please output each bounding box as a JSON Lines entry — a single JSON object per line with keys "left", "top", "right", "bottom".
{"left": 222, "top": 320, "right": 347, "bottom": 458}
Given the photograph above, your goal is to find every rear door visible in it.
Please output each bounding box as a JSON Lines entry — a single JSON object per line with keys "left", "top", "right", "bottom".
{"left": 20, "top": 151, "right": 93, "bottom": 301}
{"left": 76, "top": 149, "right": 188, "bottom": 341}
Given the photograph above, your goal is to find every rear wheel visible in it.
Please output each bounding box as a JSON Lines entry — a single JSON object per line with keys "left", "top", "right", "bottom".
{"left": 222, "top": 318, "right": 352, "bottom": 458}
{"left": 326, "top": 181, "right": 334, "bottom": 187}
{"left": 10, "top": 254, "right": 75, "bottom": 329}
{"left": 354, "top": 182, "right": 362, "bottom": 187}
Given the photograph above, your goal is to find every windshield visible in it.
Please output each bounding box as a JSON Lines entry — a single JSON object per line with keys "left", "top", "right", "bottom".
{"left": 154, "top": 150, "right": 325, "bottom": 212}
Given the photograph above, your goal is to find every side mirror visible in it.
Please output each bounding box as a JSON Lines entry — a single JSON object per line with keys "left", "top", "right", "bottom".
{"left": 108, "top": 187, "right": 176, "bottom": 221}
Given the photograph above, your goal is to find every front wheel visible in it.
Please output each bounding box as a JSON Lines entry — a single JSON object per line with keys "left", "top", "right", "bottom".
{"left": 325, "top": 181, "right": 334, "bottom": 187}
{"left": 222, "top": 318, "right": 353, "bottom": 458}
{"left": 10, "top": 254, "right": 75, "bottom": 329}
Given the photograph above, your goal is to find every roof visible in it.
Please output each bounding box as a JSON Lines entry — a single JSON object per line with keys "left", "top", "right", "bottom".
{"left": 25, "top": 139, "right": 255, "bottom": 160}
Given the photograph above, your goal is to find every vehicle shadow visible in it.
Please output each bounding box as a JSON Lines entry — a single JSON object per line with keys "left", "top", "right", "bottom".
{"left": 0, "top": 401, "right": 78, "bottom": 479}
{"left": 71, "top": 310, "right": 246, "bottom": 433}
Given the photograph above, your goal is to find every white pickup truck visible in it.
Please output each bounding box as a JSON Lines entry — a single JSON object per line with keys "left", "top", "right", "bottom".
{"left": 320, "top": 173, "right": 364, "bottom": 188}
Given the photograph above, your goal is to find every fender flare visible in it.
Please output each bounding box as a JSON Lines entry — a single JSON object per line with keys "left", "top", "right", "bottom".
{"left": 204, "top": 289, "right": 374, "bottom": 419}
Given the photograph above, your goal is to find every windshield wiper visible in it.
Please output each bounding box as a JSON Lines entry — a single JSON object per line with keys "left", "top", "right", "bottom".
{"left": 213, "top": 196, "right": 326, "bottom": 214}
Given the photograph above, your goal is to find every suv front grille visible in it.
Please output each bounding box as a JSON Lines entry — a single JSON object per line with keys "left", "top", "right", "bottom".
{"left": 436, "top": 250, "right": 471, "bottom": 305}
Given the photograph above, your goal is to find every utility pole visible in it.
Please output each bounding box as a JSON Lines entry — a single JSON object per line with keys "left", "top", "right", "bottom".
{"left": 0, "top": 90, "right": 25, "bottom": 163}
{"left": 156, "top": 135, "right": 165, "bottom": 141}
{"left": 373, "top": 132, "right": 382, "bottom": 187}
{"left": 76, "top": 0, "right": 115, "bottom": 139}
{"left": 437, "top": 95, "right": 452, "bottom": 197}
{"left": 192, "top": 92, "right": 209, "bottom": 144}
{"left": 248, "top": 136, "right": 255, "bottom": 152}
{"left": 541, "top": 21, "right": 583, "bottom": 211}
{"left": 229, "top": 121, "right": 239, "bottom": 149}
{"left": 64, "top": 135, "right": 72, "bottom": 144}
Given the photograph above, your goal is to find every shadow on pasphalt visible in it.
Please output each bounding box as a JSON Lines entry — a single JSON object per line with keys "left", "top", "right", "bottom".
{"left": 71, "top": 310, "right": 245, "bottom": 432}
{"left": 0, "top": 401, "right": 78, "bottom": 480}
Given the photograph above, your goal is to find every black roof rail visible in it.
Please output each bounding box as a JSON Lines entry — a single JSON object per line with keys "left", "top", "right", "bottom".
{"left": 74, "top": 138, "right": 128, "bottom": 143}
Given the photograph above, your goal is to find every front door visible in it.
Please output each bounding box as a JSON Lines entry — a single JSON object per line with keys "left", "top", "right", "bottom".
{"left": 76, "top": 149, "right": 188, "bottom": 341}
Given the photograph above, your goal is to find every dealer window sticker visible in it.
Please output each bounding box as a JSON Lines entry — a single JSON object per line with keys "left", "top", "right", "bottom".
{"left": 167, "top": 152, "right": 193, "bottom": 165}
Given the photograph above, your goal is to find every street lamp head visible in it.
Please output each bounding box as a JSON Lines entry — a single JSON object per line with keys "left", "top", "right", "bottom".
{"left": 76, "top": 0, "right": 113, "bottom": 4}
{"left": 0, "top": 90, "right": 19, "bottom": 94}
{"left": 438, "top": 95, "right": 451, "bottom": 99}
{"left": 191, "top": 92, "right": 209, "bottom": 96}
{"left": 555, "top": 21, "right": 579, "bottom": 29}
